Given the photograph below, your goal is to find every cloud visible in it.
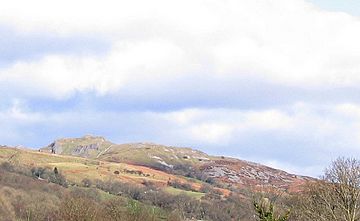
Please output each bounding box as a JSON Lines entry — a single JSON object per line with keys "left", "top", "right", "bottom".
{"left": 1, "top": 0, "right": 360, "bottom": 99}
{"left": 0, "top": 99, "right": 41, "bottom": 123}
{"left": 335, "top": 103, "right": 360, "bottom": 117}
{"left": 162, "top": 108, "right": 294, "bottom": 144}
{"left": 0, "top": 38, "right": 188, "bottom": 98}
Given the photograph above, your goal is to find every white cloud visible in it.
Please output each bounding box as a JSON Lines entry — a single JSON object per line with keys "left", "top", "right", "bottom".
{"left": 0, "top": 39, "right": 188, "bottom": 98}
{"left": 160, "top": 103, "right": 360, "bottom": 151}
{"left": 1, "top": 0, "right": 360, "bottom": 98}
{"left": 335, "top": 103, "right": 360, "bottom": 117}
{"left": 0, "top": 99, "right": 41, "bottom": 123}
{"left": 189, "top": 123, "right": 234, "bottom": 144}
{"left": 162, "top": 108, "right": 296, "bottom": 144}
{"left": 241, "top": 110, "right": 294, "bottom": 131}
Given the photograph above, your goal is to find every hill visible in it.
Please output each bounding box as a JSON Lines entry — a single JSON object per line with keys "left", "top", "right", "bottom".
{"left": 41, "top": 135, "right": 312, "bottom": 192}
{"left": 0, "top": 145, "right": 234, "bottom": 220}
{"left": 1, "top": 136, "right": 316, "bottom": 220}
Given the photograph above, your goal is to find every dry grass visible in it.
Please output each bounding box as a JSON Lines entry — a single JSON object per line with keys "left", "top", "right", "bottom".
{"left": 0, "top": 147, "right": 213, "bottom": 198}
{"left": 164, "top": 187, "right": 205, "bottom": 199}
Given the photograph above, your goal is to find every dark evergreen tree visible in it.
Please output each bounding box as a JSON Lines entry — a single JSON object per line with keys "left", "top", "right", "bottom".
{"left": 254, "top": 198, "right": 290, "bottom": 221}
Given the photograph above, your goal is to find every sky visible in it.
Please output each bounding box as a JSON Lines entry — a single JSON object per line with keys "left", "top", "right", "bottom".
{"left": 0, "top": 0, "right": 359, "bottom": 177}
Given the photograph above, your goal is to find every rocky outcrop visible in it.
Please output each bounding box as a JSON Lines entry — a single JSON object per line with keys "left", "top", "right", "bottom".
{"left": 48, "top": 141, "right": 62, "bottom": 154}
{"left": 71, "top": 143, "right": 100, "bottom": 156}
{"left": 202, "top": 159, "right": 313, "bottom": 191}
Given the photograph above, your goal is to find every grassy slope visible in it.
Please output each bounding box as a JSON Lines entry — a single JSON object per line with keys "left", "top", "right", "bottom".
{"left": 38, "top": 136, "right": 309, "bottom": 194}
{"left": 42, "top": 136, "right": 215, "bottom": 169}
{"left": 0, "top": 146, "right": 215, "bottom": 197}
{"left": 0, "top": 168, "right": 168, "bottom": 221}
{"left": 99, "top": 143, "right": 213, "bottom": 167}
{"left": 164, "top": 187, "right": 205, "bottom": 199}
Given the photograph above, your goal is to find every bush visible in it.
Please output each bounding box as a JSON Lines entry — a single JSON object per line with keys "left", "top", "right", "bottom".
{"left": 82, "top": 178, "right": 92, "bottom": 187}
{"left": 199, "top": 183, "right": 213, "bottom": 193}
{"left": 0, "top": 162, "right": 14, "bottom": 172}
{"left": 167, "top": 180, "right": 193, "bottom": 191}
{"left": 104, "top": 198, "right": 127, "bottom": 221}
{"left": 59, "top": 196, "right": 99, "bottom": 221}
{"left": 31, "top": 167, "right": 47, "bottom": 179}
{"left": 48, "top": 168, "right": 67, "bottom": 187}
{"left": 253, "top": 198, "right": 290, "bottom": 221}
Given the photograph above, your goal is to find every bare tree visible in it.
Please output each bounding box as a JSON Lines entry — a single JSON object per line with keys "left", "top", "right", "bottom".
{"left": 298, "top": 157, "right": 360, "bottom": 221}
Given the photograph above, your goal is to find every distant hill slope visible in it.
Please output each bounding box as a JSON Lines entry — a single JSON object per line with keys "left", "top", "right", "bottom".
{"left": 41, "top": 135, "right": 313, "bottom": 192}
{"left": 0, "top": 146, "right": 209, "bottom": 221}
{"left": 41, "top": 136, "right": 213, "bottom": 169}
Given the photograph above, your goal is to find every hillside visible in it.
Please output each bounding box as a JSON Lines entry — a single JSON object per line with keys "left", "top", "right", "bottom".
{"left": 0, "top": 152, "right": 172, "bottom": 220}
{"left": 1, "top": 137, "right": 315, "bottom": 220}
{"left": 0, "top": 144, "right": 247, "bottom": 220}
{"left": 41, "top": 135, "right": 312, "bottom": 192}
{"left": 1, "top": 145, "right": 216, "bottom": 195}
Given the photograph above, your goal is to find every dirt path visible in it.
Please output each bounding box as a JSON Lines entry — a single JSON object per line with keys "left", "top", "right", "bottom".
{"left": 96, "top": 145, "right": 113, "bottom": 158}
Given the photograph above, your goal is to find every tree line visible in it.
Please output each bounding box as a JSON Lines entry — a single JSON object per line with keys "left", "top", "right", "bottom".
{"left": 253, "top": 157, "right": 360, "bottom": 221}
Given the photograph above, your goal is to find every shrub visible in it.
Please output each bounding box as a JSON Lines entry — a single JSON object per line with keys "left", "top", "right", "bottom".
{"left": 47, "top": 168, "right": 67, "bottom": 187}
{"left": 82, "top": 178, "right": 92, "bottom": 187}
{"left": 0, "top": 162, "right": 14, "bottom": 172}
{"left": 104, "top": 198, "right": 127, "bottom": 221}
{"left": 167, "top": 180, "right": 193, "bottom": 191}
{"left": 31, "top": 167, "right": 47, "bottom": 179}
{"left": 253, "top": 198, "right": 290, "bottom": 221}
{"left": 59, "top": 196, "right": 99, "bottom": 221}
